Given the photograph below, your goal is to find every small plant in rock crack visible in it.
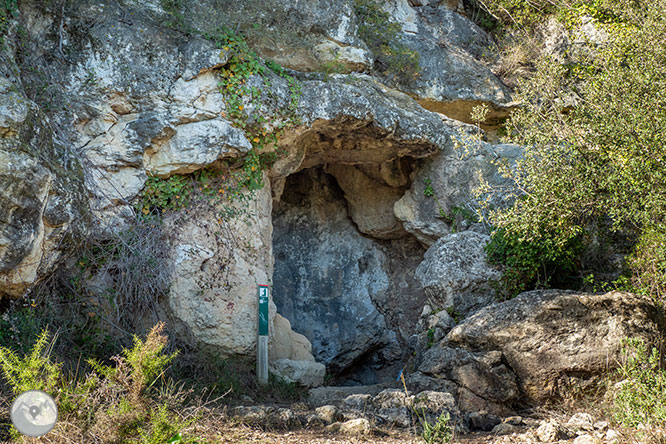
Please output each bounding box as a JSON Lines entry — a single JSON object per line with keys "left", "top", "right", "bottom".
{"left": 419, "top": 410, "right": 453, "bottom": 444}
{"left": 423, "top": 178, "right": 435, "bottom": 197}
{"left": 445, "top": 306, "right": 462, "bottom": 324}
{"left": 426, "top": 327, "right": 436, "bottom": 349}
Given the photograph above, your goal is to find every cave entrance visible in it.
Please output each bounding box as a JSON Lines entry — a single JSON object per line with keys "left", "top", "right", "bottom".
{"left": 271, "top": 163, "right": 427, "bottom": 386}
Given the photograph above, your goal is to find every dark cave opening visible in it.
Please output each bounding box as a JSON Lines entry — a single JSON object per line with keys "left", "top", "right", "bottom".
{"left": 271, "top": 164, "right": 427, "bottom": 385}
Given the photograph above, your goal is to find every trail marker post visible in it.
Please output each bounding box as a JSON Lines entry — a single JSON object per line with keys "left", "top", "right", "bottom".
{"left": 257, "top": 284, "right": 269, "bottom": 384}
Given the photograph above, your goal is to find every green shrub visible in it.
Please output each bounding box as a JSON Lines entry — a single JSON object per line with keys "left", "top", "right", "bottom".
{"left": 477, "top": 0, "right": 666, "bottom": 300}
{"left": 486, "top": 227, "right": 583, "bottom": 299}
{"left": 625, "top": 227, "right": 666, "bottom": 302}
{"left": 0, "top": 329, "right": 61, "bottom": 395}
{"left": 613, "top": 338, "right": 666, "bottom": 427}
{"left": 121, "top": 322, "right": 179, "bottom": 398}
{"left": 420, "top": 411, "right": 452, "bottom": 444}
{"left": 138, "top": 404, "right": 203, "bottom": 444}
{"left": 0, "top": 323, "right": 212, "bottom": 442}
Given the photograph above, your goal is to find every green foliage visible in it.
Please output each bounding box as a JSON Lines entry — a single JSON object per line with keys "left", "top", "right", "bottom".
{"left": 122, "top": 323, "right": 179, "bottom": 398}
{"left": 468, "top": 0, "right": 557, "bottom": 31}
{"left": 353, "top": 0, "right": 420, "bottom": 83}
{"left": 485, "top": 228, "right": 583, "bottom": 299}
{"left": 0, "top": 0, "right": 18, "bottom": 48}
{"left": 266, "top": 373, "right": 305, "bottom": 402}
{"left": 140, "top": 175, "right": 192, "bottom": 214}
{"left": 426, "top": 328, "right": 435, "bottom": 349}
{"left": 423, "top": 178, "right": 434, "bottom": 197}
{"left": 445, "top": 306, "right": 461, "bottom": 324}
{"left": 137, "top": 404, "right": 203, "bottom": 444}
{"left": 613, "top": 338, "right": 666, "bottom": 427}
{"left": 0, "top": 324, "right": 210, "bottom": 442}
{"left": 625, "top": 227, "right": 666, "bottom": 301}
{"left": 216, "top": 28, "right": 300, "bottom": 191}
{"left": 420, "top": 411, "right": 452, "bottom": 444}
{"left": 160, "top": 0, "right": 187, "bottom": 31}
{"left": 477, "top": 0, "right": 666, "bottom": 300}
{"left": 0, "top": 329, "right": 61, "bottom": 395}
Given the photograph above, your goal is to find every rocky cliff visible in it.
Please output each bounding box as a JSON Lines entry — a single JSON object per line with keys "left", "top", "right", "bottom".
{"left": 0, "top": 0, "right": 662, "bottom": 422}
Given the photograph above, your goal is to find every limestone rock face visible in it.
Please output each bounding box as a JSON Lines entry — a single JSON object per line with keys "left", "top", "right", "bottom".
{"left": 395, "top": 3, "right": 513, "bottom": 117}
{"left": 446, "top": 290, "right": 666, "bottom": 402}
{"left": 151, "top": 0, "right": 511, "bottom": 116}
{"left": 0, "top": 46, "right": 86, "bottom": 298}
{"left": 325, "top": 164, "right": 406, "bottom": 239}
{"left": 415, "top": 231, "right": 501, "bottom": 315}
{"left": 3, "top": 0, "right": 521, "bottom": 375}
{"left": 271, "top": 75, "right": 459, "bottom": 179}
{"left": 395, "top": 143, "right": 522, "bottom": 246}
{"left": 143, "top": 119, "right": 252, "bottom": 177}
{"left": 165, "top": 176, "right": 274, "bottom": 355}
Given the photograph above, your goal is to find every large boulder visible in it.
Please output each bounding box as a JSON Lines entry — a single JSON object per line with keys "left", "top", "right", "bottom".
{"left": 446, "top": 290, "right": 666, "bottom": 402}
{"left": 415, "top": 231, "right": 501, "bottom": 315}
{"left": 415, "top": 345, "right": 519, "bottom": 415}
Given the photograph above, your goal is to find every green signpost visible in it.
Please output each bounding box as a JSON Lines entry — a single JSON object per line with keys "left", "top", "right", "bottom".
{"left": 258, "top": 285, "right": 269, "bottom": 336}
{"left": 257, "top": 284, "right": 269, "bottom": 384}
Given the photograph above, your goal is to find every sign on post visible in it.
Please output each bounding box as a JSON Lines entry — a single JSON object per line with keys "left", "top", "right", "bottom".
{"left": 257, "top": 284, "right": 270, "bottom": 384}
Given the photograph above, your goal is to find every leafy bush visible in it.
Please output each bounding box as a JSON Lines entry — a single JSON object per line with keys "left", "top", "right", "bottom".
{"left": 122, "top": 323, "right": 179, "bottom": 399}
{"left": 0, "top": 324, "right": 209, "bottom": 443}
{"left": 478, "top": 0, "right": 666, "bottom": 300}
{"left": 420, "top": 411, "right": 452, "bottom": 444}
{"left": 613, "top": 338, "right": 666, "bottom": 427}
{"left": 625, "top": 227, "right": 666, "bottom": 301}
{"left": 0, "top": 329, "right": 61, "bottom": 395}
{"left": 486, "top": 227, "right": 583, "bottom": 298}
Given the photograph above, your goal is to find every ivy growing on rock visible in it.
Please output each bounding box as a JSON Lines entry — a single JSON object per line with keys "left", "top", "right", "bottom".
{"left": 138, "top": 28, "right": 301, "bottom": 218}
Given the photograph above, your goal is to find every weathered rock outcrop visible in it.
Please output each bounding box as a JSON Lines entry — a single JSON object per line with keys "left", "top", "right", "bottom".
{"left": 165, "top": 176, "right": 274, "bottom": 356}
{"left": 415, "top": 231, "right": 501, "bottom": 315}
{"left": 149, "top": 0, "right": 511, "bottom": 117}
{"left": 395, "top": 143, "right": 521, "bottom": 246}
{"left": 3, "top": 0, "right": 480, "bottom": 350}
{"left": 446, "top": 290, "right": 666, "bottom": 402}
{"left": 1, "top": 0, "right": 525, "bottom": 393}
{"left": 0, "top": 37, "right": 86, "bottom": 298}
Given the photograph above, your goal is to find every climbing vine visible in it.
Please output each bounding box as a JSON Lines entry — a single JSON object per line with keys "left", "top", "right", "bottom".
{"left": 138, "top": 28, "right": 301, "bottom": 218}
